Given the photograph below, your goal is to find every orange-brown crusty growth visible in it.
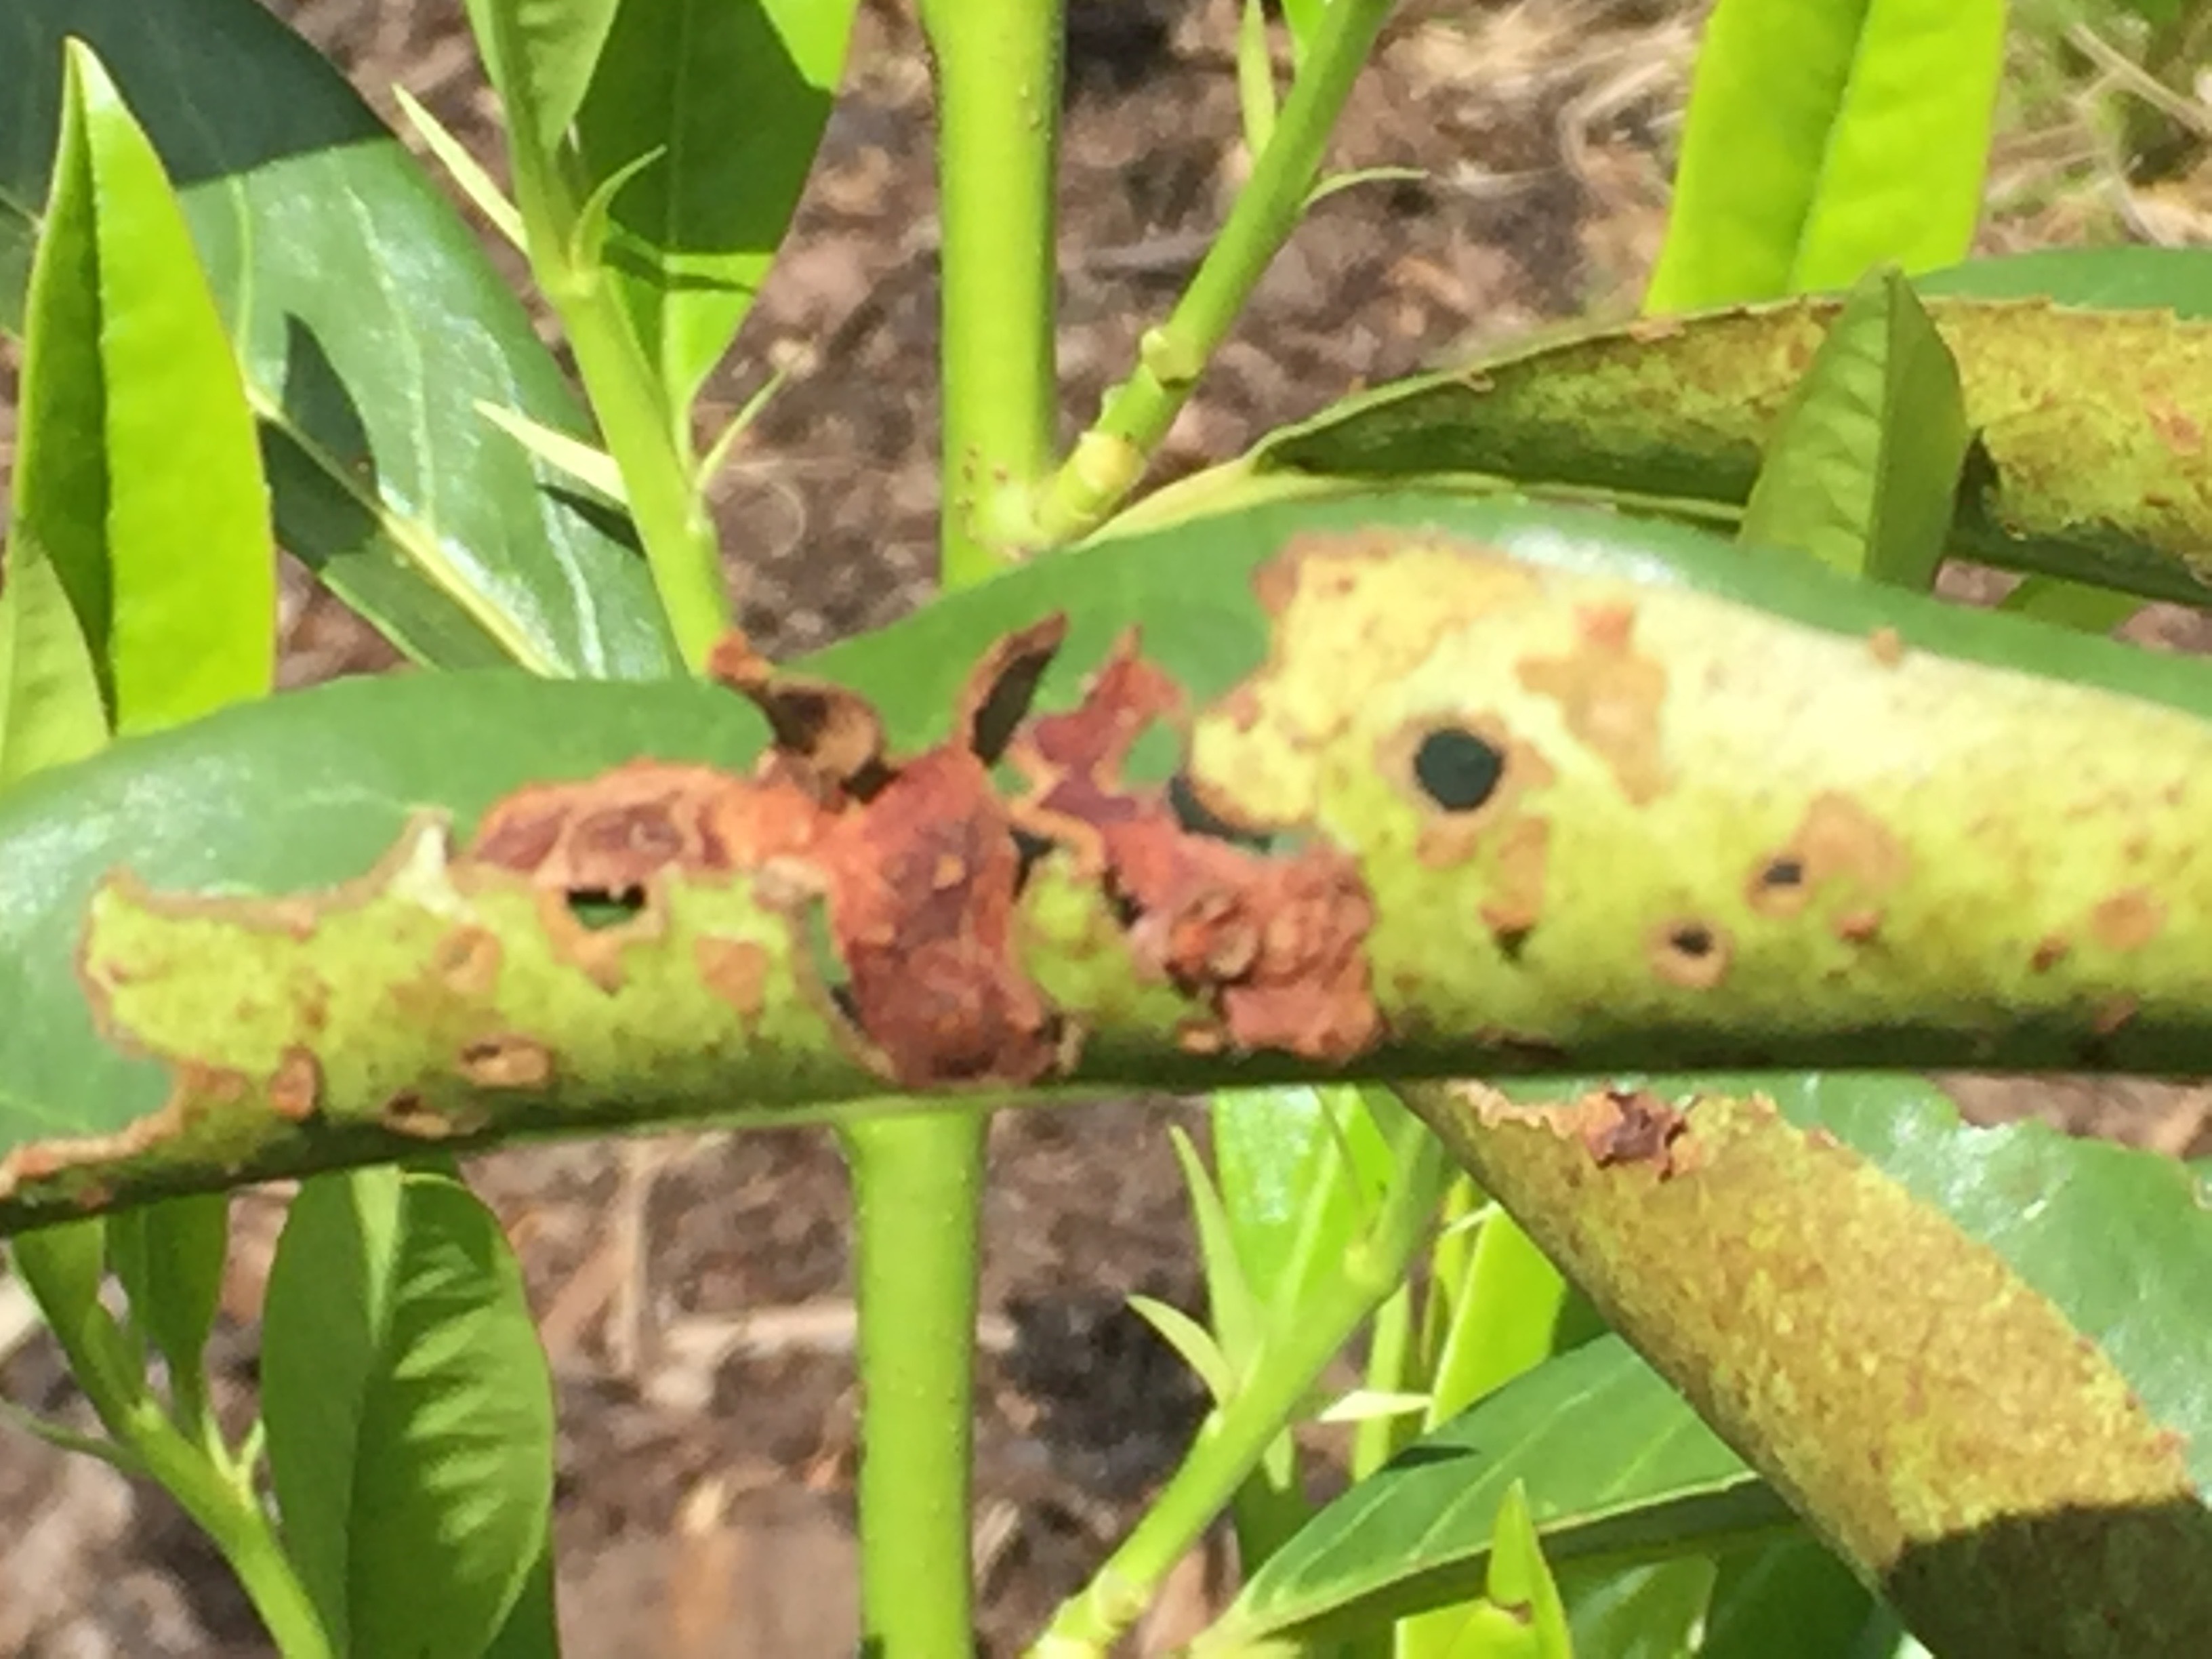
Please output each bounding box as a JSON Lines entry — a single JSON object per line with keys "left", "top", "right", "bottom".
{"left": 467, "top": 622, "right": 1071, "bottom": 1090}
{"left": 1010, "top": 634, "right": 1382, "bottom": 1065}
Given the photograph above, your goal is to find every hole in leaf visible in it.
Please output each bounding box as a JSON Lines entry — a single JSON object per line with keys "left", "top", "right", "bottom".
{"left": 1666, "top": 922, "right": 1715, "bottom": 959}
{"left": 1759, "top": 857, "right": 1805, "bottom": 889}
{"left": 1414, "top": 726, "right": 1504, "bottom": 813}
{"left": 1168, "top": 772, "right": 1273, "bottom": 851}
{"left": 565, "top": 887, "right": 646, "bottom": 930}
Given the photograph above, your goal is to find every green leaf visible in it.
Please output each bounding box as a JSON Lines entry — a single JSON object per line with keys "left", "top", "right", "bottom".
{"left": 14, "top": 489, "right": 2212, "bottom": 1220}
{"left": 1237, "top": 0, "right": 1279, "bottom": 156}
{"left": 571, "top": 0, "right": 859, "bottom": 419}
{"left": 0, "top": 0, "right": 680, "bottom": 678}
{"left": 1252, "top": 292, "right": 2212, "bottom": 607}
{"left": 9, "top": 43, "right": 274, "bottom": 738}
{"left": 1560, "top": 1558, "right": 1713, "bottom": 1659}
{"left": 1425, "top": 1210, "right": 1565, "bottom": 1426}
{"left": 1700, "top": 1533, "right": 1897, "bottom": 1658}
{"left": 1189, "top": 1336, "right": 1785, "bottom": 1652}
{"left": 1917, "top": 246, "right": 2212, "bottom": 315}
{"left": 0, "top": 553, "right": 108, "bottom": 789}
{"left": 1646, "top": 0, "right": 2004, "bottom": 310}
{"left": 263, "top": 1165, "right": 554, "bottom": 1659}
{"left": 1127, "top": 1292, "right": 1236, "bottom": 1405}
{"left": 1739, "top": 268, "right": 1969, "bottom": 590}
{"left": 9, "top": 1220, "right": 146, "bottom": 1416}
{"left": 1210, "top": 1084, "right": 1391, "bottom": 1318}
{"left": 1168, "top": 1124, "right": 1263, "bottom": 1372}
{"left": 1485, "top": 1481, "right": 1572, "bottom": 1659}
{"left": 106, "top": 1193, "right": 230, "bottom": 1400}
{"left": 462, "top": 0, "right": 622, "bottom": 152}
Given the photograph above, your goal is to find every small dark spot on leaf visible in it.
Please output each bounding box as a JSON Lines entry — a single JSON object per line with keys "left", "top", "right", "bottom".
{"left": 1651, "top": 918, "right": 1732, "bottom": 989}
{"left": 565, "top": 887, "right": 646, "bottom": 930}
{"left": 1669, "top": 923, "right": 1714, "bottom": 958}
{"left": 1493, "top": 924, "right": 1532, "bottom": 964}
{"left": 1413, "top": 726, "right": 1505, "bottom": 813}
{"left": 1759, "top": 857, "right": 1805, "bottom": 889}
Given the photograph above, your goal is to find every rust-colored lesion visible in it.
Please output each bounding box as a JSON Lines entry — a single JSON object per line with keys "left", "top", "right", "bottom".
{"left": 1747, "top": 792, "right": 1912, "bottom": 921}
{"left": 1515, "top": 602, "right": 1672, "bottom": 805}
{"left": 457, "top": 620, "right": 1382, "bottom": 1088}
{"left": 1010, "top": 634, "right": 1382, "bottom": 1065}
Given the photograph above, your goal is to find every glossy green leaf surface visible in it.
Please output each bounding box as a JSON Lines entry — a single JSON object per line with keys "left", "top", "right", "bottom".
{"left": 573, "top": 0, "right": 857, "bottom": 419}
{"left": 106, "top": 1193, "right": 229, "bottom": 1391}
{"left": 0, "top": 0, "right": 680, "bottom": 677}
{"left": 1645, "top": 0, "right": 2003, "bottom": 310}
{"left": 1699, "top": 1534, "right": 1895, "bottom": 1658}
{"left": 1210, "top": 1084, "right": 1393, "bottom": 1318}
{"left": 1739, "top": 268, "right": 1967, "bottom": 590}
{"left": 1919, "top": 245, "right": 2212, "bottom": 316}
{"left": 1190, "top": 1335, "right": 1784, "bottom": 1652}
{"left": 262, "top": 1165, "right": 554, "bottom": 1659}
{"left": 462, "top": 0, "right": 621, "bottom": 150}
{"left": 1254, "top": 289, "right": 2212, "bottom": 606}
{"left": 8, "top": 44, "right": 274, "bottom": 737}
{"left": 10, "top": 493, "right": 2212, "bottom": 1225}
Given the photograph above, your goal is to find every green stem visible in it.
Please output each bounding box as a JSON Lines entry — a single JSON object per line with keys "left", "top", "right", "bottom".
{"left": 838, "top": 7, "right": 1065, "bottom": 1655}
{"left": 919, "top": 0, "right": 1065, "bottom": 578}
{"left": 125, "top": 1406, "right": 335, "bottom": 1659}
{"left": 1031, "top": 1110, "right": 1452, "bottom": 1658}
{"left": 842, "top": 1109, "right": 990, "bottom": 1658}
{"left": 1035, "top": 0, "right": 1395, "bottom": 543}
{"left": 489, "top": 44, "right": 729, "bottom": 671}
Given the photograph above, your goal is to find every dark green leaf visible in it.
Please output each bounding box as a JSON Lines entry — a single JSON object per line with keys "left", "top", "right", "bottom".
{"left": 1739, "top": 268, "right": 1969, "bottom": 590}
{"left": 462, "top": 0, "right": 622, "bottom": 150}
{"left": 1189, "top": 1335, "right": 1786, "bottom": 1652}
{"left": 1252, "top": 293, "right": 2212, "bottom": 607}
{"left": 574, "top": 0, "right": 858, "bottom": 417}
{"left": 1559, "top": 1557, "right": 1712, "bottom": 1659}
{"left": 8, "top": 1219, "right": 145, "bottom": 1412}
{"left": 1646, "top": 0, "right": 2003, "bottom": 310}
{"left": 106, "top": 1194, "right": 230, "bottom": 1394}
{"left": 263, "top": 1166, "right": 554, "bottom": 1659}
{"left": 1917, "top": 247, "right": 2212, "bottom": 316}
{"left": 1700, "top": 1533, "right": 1897, "bottom": 1658}
{"left": 0, "top": 0, "right": 680, "bottom": 677}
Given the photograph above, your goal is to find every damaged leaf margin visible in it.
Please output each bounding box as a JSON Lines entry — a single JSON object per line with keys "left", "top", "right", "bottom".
{"left": 20, "top": 523, "right": 2212, "bottom": 1225}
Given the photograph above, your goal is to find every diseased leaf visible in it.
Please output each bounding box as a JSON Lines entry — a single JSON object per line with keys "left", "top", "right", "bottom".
{"left": 1739, "top": 268, "right": 1969, "bottom": 590}
{"left": 1188, "top": 1335, "right": 1783, "bottom": 1652}
{"left": 1254, "top": 295, "right": 2212, "bottom": 606}
{"left": 9, "top": 493, "right": 2212, "bottom": 1225}
{"left": 0, "top": 0, "right": 680, "bottom": 678}
{"left": 1427, "top": 1071, "right": 2212, "bottom": 1655}
{"left": 1646, "top": 0, "right": 2003, "bottom": 310}
{"left": 572, "top": 0, "right": 857, "bottom": 418}
{"left": 263, "top": 1166, "right": 554, "bottom": 1659}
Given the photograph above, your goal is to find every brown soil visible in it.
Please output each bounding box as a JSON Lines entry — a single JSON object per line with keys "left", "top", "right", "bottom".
{"left": 3, "top": 2, "right": 2210, "bottom": 1656}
